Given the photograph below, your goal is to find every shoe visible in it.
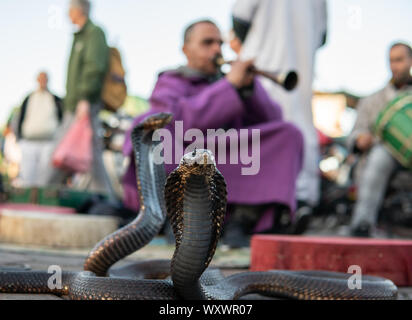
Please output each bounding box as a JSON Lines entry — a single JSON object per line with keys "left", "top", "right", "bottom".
{"left": 351, "top": 221, "right": 371, "bottom": 237}
{"left": 222, "top": 221, "right": 250, "bottom": 248}
{"left": 292, "top": 202, "right": 313, "bottom": 235}
{"left": 270, "top": 205, "right": 292, "bottom": 234}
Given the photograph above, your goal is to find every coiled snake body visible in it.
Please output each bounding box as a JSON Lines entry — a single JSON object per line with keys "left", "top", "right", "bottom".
{"left": 0, "top": 113, "right": 398, "bottom": 300}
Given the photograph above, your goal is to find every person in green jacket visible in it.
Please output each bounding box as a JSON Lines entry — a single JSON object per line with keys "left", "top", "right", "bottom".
{"left": 66, "top": 0, "right": 116, "bottom": 201}
{"left": 66, "top": 0, "right": 108, "bottom": 114}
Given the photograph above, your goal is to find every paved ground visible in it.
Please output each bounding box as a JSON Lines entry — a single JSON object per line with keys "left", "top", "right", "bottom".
{"left": 1, "top": 237, "right": 412, "bottom": 300}
{"left": 1, "top": 209, "right": 412, "bottom": 300}
{"left": 0, "top": 238, "right": 252, "bottom": 300}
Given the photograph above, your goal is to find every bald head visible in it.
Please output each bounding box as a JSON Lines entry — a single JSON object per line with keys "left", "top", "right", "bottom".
{"left": 183, "top": 20, "right": 218, "bottom": 44}
{"left": 389, "top": 42, "right": 412, "bottom": 87}
{"left": 182, "top": 20, "right": 223, "bottom": 75}
{"left": 390, "top": 42, "right": 412, "bottom": 57}
{"left": 37, "top": 72, "right": 48, "bottom": 91}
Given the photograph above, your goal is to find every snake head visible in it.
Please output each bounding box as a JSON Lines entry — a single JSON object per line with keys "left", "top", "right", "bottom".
{"left": 139, "top": 112, "right": 173, "bottom": 132}
{"left": 132, "top": 112, "right": 173, "bottom": 147}
{"left": 179, "top": 149, "right": 216, "bottom": 176}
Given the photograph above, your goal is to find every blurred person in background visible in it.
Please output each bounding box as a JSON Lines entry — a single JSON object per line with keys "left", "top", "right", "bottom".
{"left": 347, "top": 42, "right": 412, "bottom": 237}
{"left": 64, "top": 0, "right": 117, "bottom": 201}
{"left": 231, "top": 0, "right": 328, "bottom": 234}
{"left": 123, "top": 20, "right": 304, "bottom": 248}
{"left": 16, "top": 71, "right": 63, "bottom": 187}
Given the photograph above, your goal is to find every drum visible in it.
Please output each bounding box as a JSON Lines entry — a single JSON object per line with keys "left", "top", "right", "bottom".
{"left": 375, "top": 93, "right": 412, "bottom": 168}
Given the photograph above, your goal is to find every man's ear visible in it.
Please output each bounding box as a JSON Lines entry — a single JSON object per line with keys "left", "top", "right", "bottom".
{"left": 182, "top": 43, "right": 190, "bottom": 60}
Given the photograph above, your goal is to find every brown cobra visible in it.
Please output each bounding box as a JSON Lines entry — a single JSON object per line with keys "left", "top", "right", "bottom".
{"left": 0, "top": 112, "right": 398, "bottom": 300}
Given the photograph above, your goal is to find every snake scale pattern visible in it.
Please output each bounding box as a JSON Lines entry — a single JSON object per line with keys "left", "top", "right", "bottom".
{"left": 0, "top": 113, "right": 398, "bottom": 300}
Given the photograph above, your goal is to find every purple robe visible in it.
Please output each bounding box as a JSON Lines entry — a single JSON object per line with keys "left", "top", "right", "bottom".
{"left": 122, "top": 69, "right": 303, "bottom": 230}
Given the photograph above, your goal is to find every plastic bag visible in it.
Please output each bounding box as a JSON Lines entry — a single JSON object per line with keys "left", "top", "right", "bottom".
{"left": 52, "top": 116, "right": 92, "bottom": 173}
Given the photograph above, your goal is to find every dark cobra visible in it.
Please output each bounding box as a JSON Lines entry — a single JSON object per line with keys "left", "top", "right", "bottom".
{"left": 0, "top": 113, "right": 398, "bottom": 300}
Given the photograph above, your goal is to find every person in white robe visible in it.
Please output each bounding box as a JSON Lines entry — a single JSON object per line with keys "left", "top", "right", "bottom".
{"left": 232, "top": 0, "right": 327, "bottom": 232}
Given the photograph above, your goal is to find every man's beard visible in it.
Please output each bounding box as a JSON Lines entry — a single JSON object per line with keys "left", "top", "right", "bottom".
{"left": 393, "top": 71, "right": 412, "bottom": 88}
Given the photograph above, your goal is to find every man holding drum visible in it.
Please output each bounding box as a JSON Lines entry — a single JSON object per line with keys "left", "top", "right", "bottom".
{"left": 347, "top": 42, "right": 412, "bottom": 237}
